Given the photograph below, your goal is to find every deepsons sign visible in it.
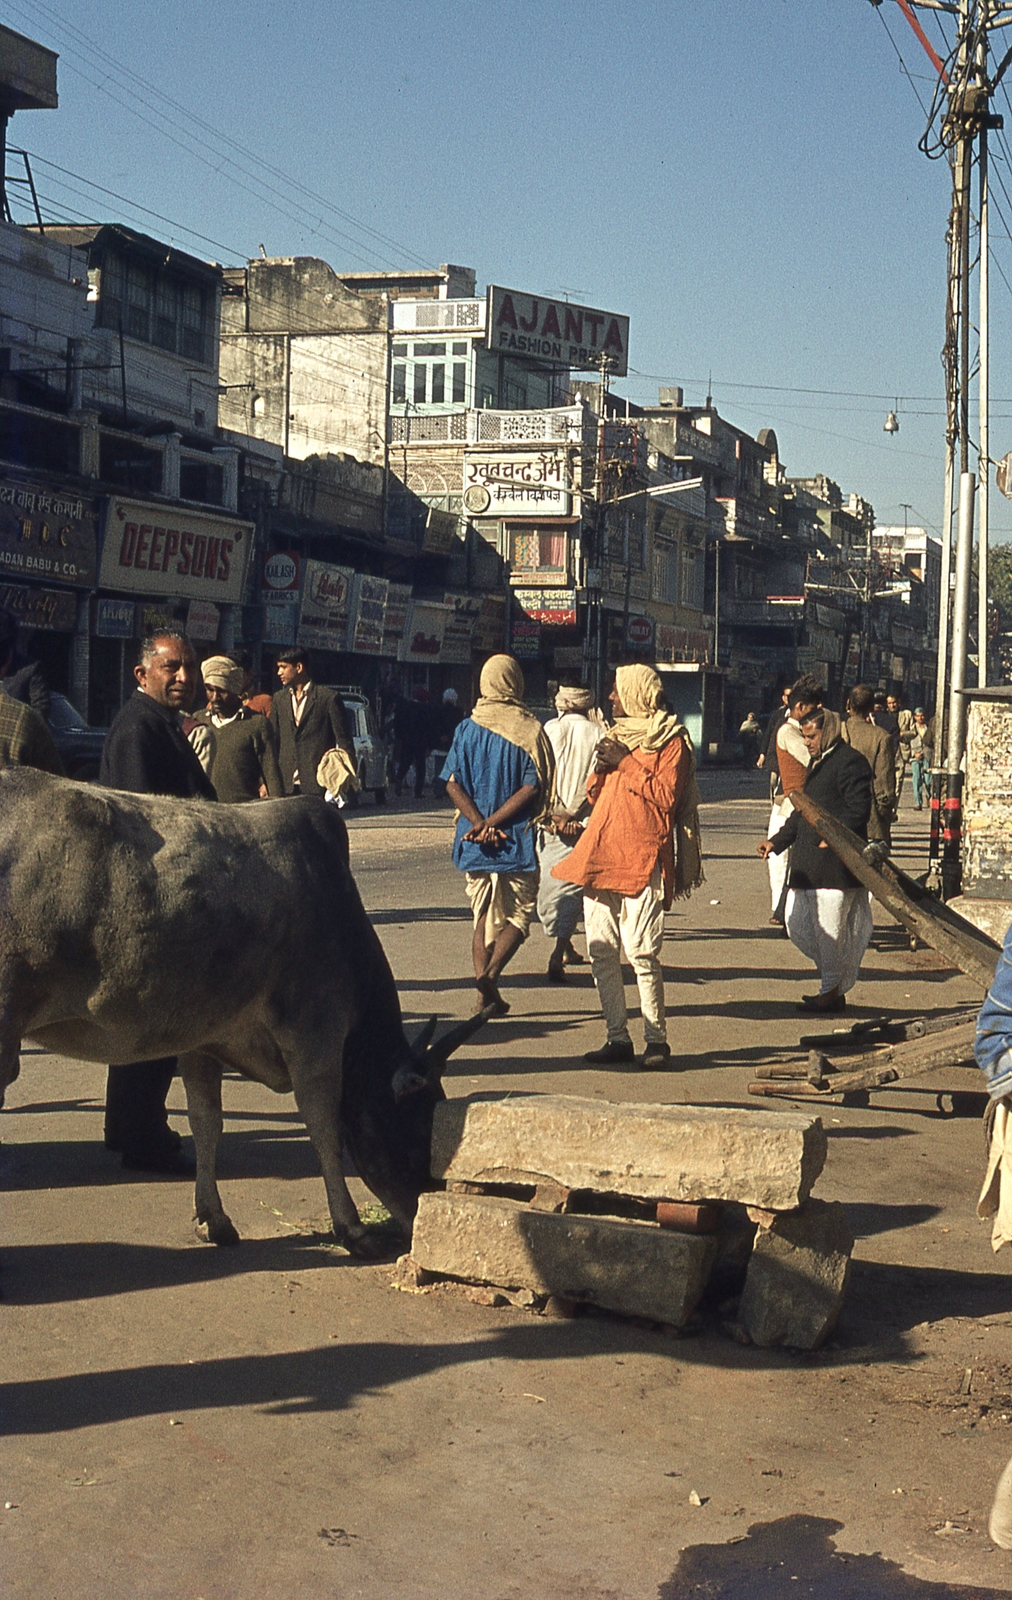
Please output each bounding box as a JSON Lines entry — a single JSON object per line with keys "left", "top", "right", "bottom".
{"left": 487, "top": 286, "right": 629, "bottom": 377}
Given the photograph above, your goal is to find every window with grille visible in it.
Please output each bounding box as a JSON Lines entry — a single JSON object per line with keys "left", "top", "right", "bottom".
{"left": 96, "top": 249, "right": 211, "bottom": 364}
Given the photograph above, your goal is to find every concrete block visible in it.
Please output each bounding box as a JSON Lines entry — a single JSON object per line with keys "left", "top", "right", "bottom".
{"left": 411, "top": 1190, "right": 716, "bottom": 1328}
{"left": 431, "top": 1094, "right": 826, "bottom": 1212}
{"left": 946, "top": 894, "right": 1012, "bottom": 947}
{"left": 738, "top": 1198, "right": 854, "bottom": 1350}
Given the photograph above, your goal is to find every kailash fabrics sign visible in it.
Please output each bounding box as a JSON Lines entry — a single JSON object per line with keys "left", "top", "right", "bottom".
{"left": 100, "top": 498, "right": 253, "bottom": 604}
{"left": 487, "top": 286, "right": 629, "bottom": 377}
{"left": 261, "top": 550, "right": 301, "bottom": 605}
{"left": 297, "top": 560, "right": 354, "bottom": 653}
{"left": 463, "top": 451, "right": 570, "bottom": 517}
{"left": 0, "top": 476, "right": 97, "bottom": 587}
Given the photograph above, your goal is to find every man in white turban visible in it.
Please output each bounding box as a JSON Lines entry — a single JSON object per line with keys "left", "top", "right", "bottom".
{"left": 193, "top": 655, "right": 284, "bottom": 803}
{"left": 537, "top": 685, "right": 602, "bottom": 983}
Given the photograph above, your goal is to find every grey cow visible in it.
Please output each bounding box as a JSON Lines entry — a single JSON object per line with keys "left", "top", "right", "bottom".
{"left": 0, "top": 769, "right": 481, "bottom": 1253}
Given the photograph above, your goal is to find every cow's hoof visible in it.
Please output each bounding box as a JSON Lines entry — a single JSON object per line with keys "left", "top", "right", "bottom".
{"left": 194, "top": 1214, "right": 240, "bottom": 1247}
{"left": 342, "top": 1228, "right": 396, "bottom": 1261}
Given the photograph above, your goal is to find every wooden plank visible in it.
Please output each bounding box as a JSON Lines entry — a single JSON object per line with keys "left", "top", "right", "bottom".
{"left": 789, "top": 790, "right": 1000, "bottom": 991}
{"left": 748, "top": 1020, "right": 978, "bottom": 1100}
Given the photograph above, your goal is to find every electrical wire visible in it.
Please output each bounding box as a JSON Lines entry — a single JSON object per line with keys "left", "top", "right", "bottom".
{"left": 4, "top": 0, "right": 436, "bottom": 274}
{"left": 873, "top": 1, "right": 933, "bottom": 115}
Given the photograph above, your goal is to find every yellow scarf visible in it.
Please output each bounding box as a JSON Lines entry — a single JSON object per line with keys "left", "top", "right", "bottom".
{"left": 469, "top": 654, "right": 556, "bottom": 825}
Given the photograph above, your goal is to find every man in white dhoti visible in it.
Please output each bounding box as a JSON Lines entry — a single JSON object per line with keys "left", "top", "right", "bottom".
{"left": 537, "top": 686, "right": 602, "bottom": 983}
{"left": 758, "top": 709, "right": 874, "bottom": 1014}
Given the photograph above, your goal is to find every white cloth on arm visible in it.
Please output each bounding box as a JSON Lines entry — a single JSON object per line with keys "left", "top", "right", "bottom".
{"left": 785, "top": 886, "right": 873, "bottom": 996}
{"left": 583, "top": 866, "right": 667, "bottom": 1045}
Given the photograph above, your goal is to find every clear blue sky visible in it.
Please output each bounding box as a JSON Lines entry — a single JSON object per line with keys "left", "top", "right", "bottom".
{"left": 7, "top": 0, "right": 1010, "bottom": 537}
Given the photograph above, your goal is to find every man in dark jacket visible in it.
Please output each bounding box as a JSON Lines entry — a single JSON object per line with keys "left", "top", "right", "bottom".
{"left": 0, "top": 610, "right": 50, "bottom": 718}
{"left": 100, "top": 631, "right": 215, "bottom": 1171}
{"left": 270, "top": 646, "right": 354, "bottom": 797}
{"left": 758, "top": 708, "right": 873, "bottom": 1014}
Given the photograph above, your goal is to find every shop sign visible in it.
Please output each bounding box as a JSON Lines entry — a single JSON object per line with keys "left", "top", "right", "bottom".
{"left": 0, "top": 477, "right": 98, "bottom": 588}
{"left": 348, "top": 574, "right": 388, "bottom": 656}
{"left": 0, "top": 581, "right": 76, "bottom": 632}
{"left": 441, "top": 592, "right": 483, "bottom": 664}
{"left": 100, "top": 497, "right": 253, "bottom": 604}
{"left": 94, "top": 598, "right": 135, "bottom": 639}
{"left": 261, "top": 550, "right": 301, "bottom": 605}
{"left": 140, "top": 604, "right": 176, "bottom": 636}
{"left": 263, "top": 603, "right": 298, "bottom": 648}
{"left": 382, "top": 582, "right": 412, "bottom": 659}
{"left": 398, "top": 600, "right": 450, "bottom": 663}
{"left": 297, "top": 560, "right": 354, "bottom": 653}
{"left": 464, "top": 452, "right": 570, "bottom": 517}
{"left": 510, "top": 618, "right": 541, "bottom": 660}
{"left": 472, "top": 593, "right": 506, "bottom": 654}
{"left": 422, "top": 506, "right": 459, "bottom": 555}
{"left": 187, "top": 600, "right": 221, "bottom": 642}
{"left": 514, "top": 588, "right": 577, "bottom": 627}
{"left": 626, "top": 614, "right": 655, "bottom": 648}
{"left": 487, "top": 286, "right": 629, "bottom": 377}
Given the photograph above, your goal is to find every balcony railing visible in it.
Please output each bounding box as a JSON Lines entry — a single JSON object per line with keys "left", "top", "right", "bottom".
{"left": 389, "top": 404, "right": 588, "bottom": 446}
{"left": 718, "top": 595, "right": 805, "bottom": 626}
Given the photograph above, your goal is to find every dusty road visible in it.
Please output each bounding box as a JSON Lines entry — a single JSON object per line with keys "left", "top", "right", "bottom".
{"left": 4, "top": 771, "right": 1012, "bottom": 1598}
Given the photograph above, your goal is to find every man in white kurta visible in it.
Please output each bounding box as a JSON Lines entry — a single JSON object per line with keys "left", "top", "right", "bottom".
{"left": 537, "top": 686, "right": 602, "bottom": 983}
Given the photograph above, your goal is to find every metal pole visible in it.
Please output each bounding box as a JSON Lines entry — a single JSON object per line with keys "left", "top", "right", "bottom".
{"left": 942, "top": 470, "right": 975, "bottom": 899}
{"left": 978, "top": 7, "right": 990, "bottom": 685}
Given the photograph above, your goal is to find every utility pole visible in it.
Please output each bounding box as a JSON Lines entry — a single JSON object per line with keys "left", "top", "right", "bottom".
{"left": 898, "top": 0, "right": 1005, "bottom": 893}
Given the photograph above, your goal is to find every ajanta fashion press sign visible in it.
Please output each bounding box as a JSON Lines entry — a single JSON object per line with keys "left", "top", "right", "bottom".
{"left": 99, "top": 497, "right": 254, "bottom": 605}
{"left": 0, "top": 477, "right": 97, "bottom": 588}
{"left": 486, "top": 286, "right": 629, "bottom": 377}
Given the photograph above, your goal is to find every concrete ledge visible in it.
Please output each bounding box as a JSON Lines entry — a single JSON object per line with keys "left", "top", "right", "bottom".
{"left": 431, "top": 1094, "right": 827, "bottom": 1211}
{"left": 411, "top": 1190, "right": 716, "bottom": 1327}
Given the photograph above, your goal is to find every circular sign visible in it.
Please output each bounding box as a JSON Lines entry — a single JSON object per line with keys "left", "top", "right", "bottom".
{"left": 263, "top": 552, "right": 298, "bottom": 591}
{"left": 463, "top": 485, "right": 492, "bottom": 515}
{"left": 626, "top": 614, "right": 655, "bottom": 647}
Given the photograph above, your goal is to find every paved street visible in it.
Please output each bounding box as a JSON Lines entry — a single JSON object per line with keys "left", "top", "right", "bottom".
{"left": 4, "top": 774, "right": 1012, "bottom": 1598}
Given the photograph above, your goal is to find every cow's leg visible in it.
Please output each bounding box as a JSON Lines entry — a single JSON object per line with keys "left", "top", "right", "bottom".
{"left": 179, "top": 1052, "right": 239, "bottom": 1247}
{"left": 0, "top": 1013, "right": 21, "bottom": 1107}
{"left": 289, "top": 1072, "right": 387, "bottom": 1259}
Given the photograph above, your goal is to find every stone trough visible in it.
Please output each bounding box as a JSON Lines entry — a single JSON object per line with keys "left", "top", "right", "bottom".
{"left": 408, "top": 1093, "right": 853, "bottom": 1349}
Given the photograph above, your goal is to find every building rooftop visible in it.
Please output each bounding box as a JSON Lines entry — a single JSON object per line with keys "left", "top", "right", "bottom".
{"left": 0, "top": 24, "right": 58, "bottom": 113}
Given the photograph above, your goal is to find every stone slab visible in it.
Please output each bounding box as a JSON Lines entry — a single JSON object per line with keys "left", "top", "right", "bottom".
{"left": 946, "top": 895, "right": 1012, "bottom": 947}
{"left": 738, "top": 1198, "right": 854, "bottom": 1351}
{"left": 431, "top": 1094, "right": 827, "bottom": 1211}
{"left": 411, "top": 1190, "right": 716, "bottom": 1327}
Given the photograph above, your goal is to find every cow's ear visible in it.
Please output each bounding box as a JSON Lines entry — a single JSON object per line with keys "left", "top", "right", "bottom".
{"left": 423, "top": 1005, "right": 496, "bottom": 1082}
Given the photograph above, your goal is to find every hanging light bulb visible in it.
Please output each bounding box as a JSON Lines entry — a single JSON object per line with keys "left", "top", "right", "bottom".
{"left": 884, "top": 400, "right": 900, "bottom": 434}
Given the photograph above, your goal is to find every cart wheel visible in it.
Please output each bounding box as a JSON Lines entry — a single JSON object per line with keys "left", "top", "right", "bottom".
{"left": 841, "top": 1090, "right": 871, "bottom": 1109}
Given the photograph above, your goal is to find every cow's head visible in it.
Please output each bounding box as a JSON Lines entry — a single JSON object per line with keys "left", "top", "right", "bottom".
{"left": 342, "top": 1007, "right": 495, "bottom": 1235}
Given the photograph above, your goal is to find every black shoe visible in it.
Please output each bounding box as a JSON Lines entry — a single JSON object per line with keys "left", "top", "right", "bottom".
{"left": 798, "top": 993, "right": 846, "bottom": 1014}
{"left": 121, "top": 1142, "right": 195, "bottom": 1174}
{"left": 641, "top": 1042, "right": 671, "bottom": 1068}
{"left": 584, "top": 1040, "right": 635, "bottom": 1064}
{"left": 105, "top": 1125, "right": 181, "bottom": 1155}
{"left": 547, "top": 958, "right": 567, "bottom": 985}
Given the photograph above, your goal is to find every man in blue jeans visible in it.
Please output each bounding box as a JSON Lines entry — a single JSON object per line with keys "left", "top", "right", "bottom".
{"left": 440, "top": 655, "right": 553, "bottom": 1016}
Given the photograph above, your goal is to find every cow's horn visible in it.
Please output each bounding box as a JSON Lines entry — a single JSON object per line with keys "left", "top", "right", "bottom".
{"left": 412, "top": 1015, "right": 439, "bottom": 1060}
{"left": 424, "top": 1004, "right": 496, "bottom": 1078}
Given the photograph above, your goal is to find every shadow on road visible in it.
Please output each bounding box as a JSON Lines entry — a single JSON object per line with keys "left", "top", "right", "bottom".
{"left": 658, "top": 1515, "right": 1004, "bottom": 1598}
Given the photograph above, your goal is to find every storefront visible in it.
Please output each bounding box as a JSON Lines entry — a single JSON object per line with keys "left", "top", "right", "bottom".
{"left": 0, "top": 472, "right": 99, "bottom": 705}
{"left": 90, "top": 494, "right": 255, "bottom": 722}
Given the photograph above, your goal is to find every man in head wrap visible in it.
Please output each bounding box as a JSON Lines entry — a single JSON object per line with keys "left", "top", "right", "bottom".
{"left": 193, "top": 655, "right": 285, "bottom": 803}
{"left": 440, "top": 654, "right": 555, "bottom": 1015}
{"left": 758, "top": 708, "right": 873, "bottom": 1013}
{"left": 552, "top": 664, "right": 703, "bottom": 1067}
{"left": 537, "top": 684, "right": 602, "bottom": 983}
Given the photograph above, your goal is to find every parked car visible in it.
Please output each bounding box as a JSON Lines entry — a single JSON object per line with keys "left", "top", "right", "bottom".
{"left": 327, "top": 685, "right": 389, "bottom": 804}
{"left": 46, "top": 692, "right": 107, "bottom": 780}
